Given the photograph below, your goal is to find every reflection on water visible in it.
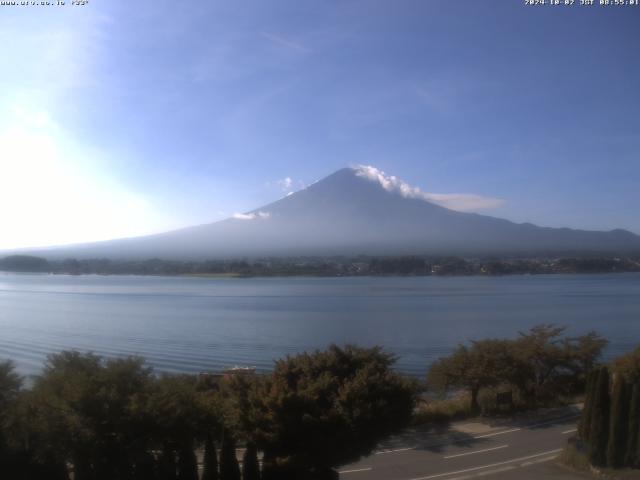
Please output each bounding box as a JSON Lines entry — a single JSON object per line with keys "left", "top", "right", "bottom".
{"left": 1, "top": 272, "right": 639, "bottom": 377}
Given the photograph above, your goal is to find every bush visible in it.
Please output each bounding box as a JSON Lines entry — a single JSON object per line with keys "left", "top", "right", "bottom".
{"left": 413, "top": 393, "right": 473, "bottom": 425}
{"left": 559, "top": 442, "right": 591, "bottom": 472}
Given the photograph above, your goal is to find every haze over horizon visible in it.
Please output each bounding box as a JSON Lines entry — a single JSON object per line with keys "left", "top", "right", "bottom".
{"left": 7, "top": 165, "right": 639, "bottom": 260}
{"left": 1, "top": 1, "right": 639, "bottom": 249}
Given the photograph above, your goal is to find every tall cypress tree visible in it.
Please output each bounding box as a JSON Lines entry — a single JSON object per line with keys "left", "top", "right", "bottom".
{"left": 607, "top": 376, "right": 629, "bottom": 468}
{"left": 260, "top": 452, "right": 278, "bottom": 480}
{"left": 177, "top": 443, "right": 199, "bottom": 480}
{"left": 28, "top": 451, "right": 70, "bottom": 480}
{"left": 202, "top": 436, "right": 219, "bottom": 480}
{"left": 157, "top": 446, "right": 178, "bottom": 480}
{"left": 73, "top": 454, "right": 94, "bottom": 480}
{"left": 588, "top": 367, "right": 610, "bottom": 467}
{"left": 626, "top": 383, "right": 640, "bottom": 468}
{"left": 242, "top": 443, "right": 260, "bottom": 480}
{"left": 579, "top": 369, "right": 598, "bottom": 443}
{"left": 219, "top": 433, "right": 241, "bottom": 480}
{"left": 133, "top": 451, "right": 157, "bottom": 480}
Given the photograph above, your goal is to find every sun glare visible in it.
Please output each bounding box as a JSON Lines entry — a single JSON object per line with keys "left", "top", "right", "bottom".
{"left": 0, "top": 105, "right": 165, "bottom": 250}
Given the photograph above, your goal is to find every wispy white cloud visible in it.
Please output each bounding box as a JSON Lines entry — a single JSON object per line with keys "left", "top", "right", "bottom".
{"left": 261, "top": 32, "right": 311, "bottom": 53}
{"left": 354, "top": 165, "right": 505, "bottom": 213}
{"left": 422, "top": 193, "right": 504, "bottom": 211}
{"left": 278, "top": 176, "right": 293, "bottom": 190}
{"left": 270, "top": 176, "right": 305, "bottom": 196}
{"left": 232, "top": 211, "right": 271, "bottom": 220}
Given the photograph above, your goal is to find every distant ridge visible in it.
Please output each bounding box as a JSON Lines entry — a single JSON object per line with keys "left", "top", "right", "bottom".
{"left": 10, "top": 166, "right": 640, "bottom": 259}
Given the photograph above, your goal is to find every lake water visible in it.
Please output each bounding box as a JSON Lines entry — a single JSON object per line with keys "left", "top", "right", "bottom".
{"left": 1, "top": 272, "right": 639, "bottom": 378}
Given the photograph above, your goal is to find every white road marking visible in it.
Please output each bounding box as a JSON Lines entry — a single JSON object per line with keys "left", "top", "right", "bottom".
{"left": 472, "top": 413, "right": 580, "bottom": 439}
{"left": 444, "top": 445, "right": 509, "bottom": 459}
{"left": 375, "top": 447, "right": 415, "bottom": 455}
{"left": 476, "top": 465, "right": 516, "bottom": 476}
{"left": 339, "top": 467, "right": 373, "bottom": 474}
{"left": 473, "top": 428, "right": 520, "bottom": 439}
{"left": 562, "top": 428, "right": 577, "bottom": 434}
{"left": 520, "top": 454, "right": 558, "bottom": 466}
{"left": 409, "top": 448, "right": 563, "bottom": 480}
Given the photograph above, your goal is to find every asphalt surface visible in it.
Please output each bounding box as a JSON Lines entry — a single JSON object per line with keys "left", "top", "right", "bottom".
{"left": 339, "top": 406, "right": 593, "bottom": 480}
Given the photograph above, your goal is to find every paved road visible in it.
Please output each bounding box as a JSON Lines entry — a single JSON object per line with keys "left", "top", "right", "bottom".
{"left": 339, "top": 406, "right": 592, "bottom": 480}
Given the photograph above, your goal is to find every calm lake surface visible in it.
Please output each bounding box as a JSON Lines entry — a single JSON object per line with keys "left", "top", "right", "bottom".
{"left": 1, "top": 272, "right": 639, "bottom": 378}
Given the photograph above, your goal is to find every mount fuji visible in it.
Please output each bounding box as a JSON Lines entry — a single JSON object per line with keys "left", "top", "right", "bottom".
{"left": 16, "top": 166, "right": 640, "bottom": 259}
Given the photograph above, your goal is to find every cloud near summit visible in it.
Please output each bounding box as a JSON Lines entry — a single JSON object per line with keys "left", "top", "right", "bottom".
{"left": 354, "top": 165, "right": 505, "bottom": 213}
{"left": 232, "top": 211, "right": 271, "bottom": 220}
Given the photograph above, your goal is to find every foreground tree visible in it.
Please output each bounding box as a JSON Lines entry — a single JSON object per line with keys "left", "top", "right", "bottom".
{"left": 219, "top": 432, "right": 241, "bottom": 480}
{"left": 626, "top": 383, "right": 640, "bottom": 468}
{"left": 428, "top": 339, "right": 518, "bottom": 412}
{"left": 201, "top": 435, "right": 219, "bottom": 480}
{"left": 144, "top": 373, "right": 220, "bottom": 480}
{"left": 428, "top": 326, "right": 606, "bottom": 413}
{"left": 607, "top": 376, "right": 629, "bottom": 468}
{"left": 0, "top": 360, "right": 21, "bottom": 409}
{"left": 157, "top": 446, "right": 178, "bottom": 480}
{"left": 515, "top": 325, "right": 606, "bottom": 399}
{"left": 613, "top": 347, "right": 640, "bottom": 384}
{"left": 242, "top": 442, "right": 260, "bottom": 480}
{"left": 28, "top": 351, "right": 223, "bottom": 479}
{"left": 0, "top": 360, "right": 26, "bottom": 478}
{"left": 28, "top": 352, "right": 156, "bottom": 480}
{"left": 579, "top": 369, "right": 598, "bottom": 443}
{"left": 568, "top": 331, "right": 609, "bottom": 376}
{"left": 515, "top": 325, "right": 567, "bottom": 393}
{"left": 177, "top": 443, "right": 199, "bottom": 480}
{"left": 133, "top": 450, "right": 157, "bottom": 480}
{"left": 588, "top": 367, "right": 610, "bottom": 467}
{"left": 254, "top": 345, "right": 417, "bottom": 479}
{"left": 218, "top": 372, "right": 263, "bottom": 448}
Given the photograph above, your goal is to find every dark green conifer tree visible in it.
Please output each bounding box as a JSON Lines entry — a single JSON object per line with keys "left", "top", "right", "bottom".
{"left": 588, "top": 367, "right": 610, "bottom": 467}
{"left": 132, "top": 451, "right": 156, "bottom": 480}
{"left": 260, "top": 452, "right": 278, "bottom": 480}
{"left": 0, "top": 447, "right": 22, "bottom": 480}
{"left": 579, "top": 369, "right": 598, "bottom": 443}
{"left": 202, "top": 436, "right": 219, "bottom": 480}
{"left": 607, "top": 376, "right": 629, "bottom": 468}
{"left": 219, "top": 433, "right": 241, "bottom": 480}
{"left": 626, "top": 383, "right": 640, "bottom": 468}
{"left": 157, "top": 446, "right": 178, "bottom": 480}
{"left": 177, "top": 443, "right": 199, "bottom": 480}
{"left": 242, "top": 443, "right": 260, "bottom": 480}
{"left": 73, "top": 455, "right": 94, "bottom": 480}
{"left": 16, "top": 450, "right": 69, "bottom": 480}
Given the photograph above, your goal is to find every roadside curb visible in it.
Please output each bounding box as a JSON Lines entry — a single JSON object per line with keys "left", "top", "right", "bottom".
{"left": 376, "top": 404, "right": 583, "bottom": 453}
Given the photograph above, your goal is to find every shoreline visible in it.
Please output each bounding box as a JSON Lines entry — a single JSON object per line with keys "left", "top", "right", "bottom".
{"left": 1, "top": 269, "right": 640, "bottom": 279}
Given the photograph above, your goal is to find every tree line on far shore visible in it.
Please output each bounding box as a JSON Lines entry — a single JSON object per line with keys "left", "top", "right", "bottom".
{"left": 1, "top": 254, "right": 639, "bottom": 277}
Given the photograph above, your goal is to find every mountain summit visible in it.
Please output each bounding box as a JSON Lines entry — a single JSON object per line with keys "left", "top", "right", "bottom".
{"left": 21, "top": 166, "right": 640, "bottom": 259}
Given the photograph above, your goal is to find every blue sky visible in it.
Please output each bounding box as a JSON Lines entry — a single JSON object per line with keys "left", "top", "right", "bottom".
{"left": 1, "top": 0, "right": 639, "bottom": 248}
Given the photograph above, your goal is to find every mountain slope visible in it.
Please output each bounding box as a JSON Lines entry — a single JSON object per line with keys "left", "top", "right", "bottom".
{"left": 19, "top": 167, "right": 640, "bottom": 259}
